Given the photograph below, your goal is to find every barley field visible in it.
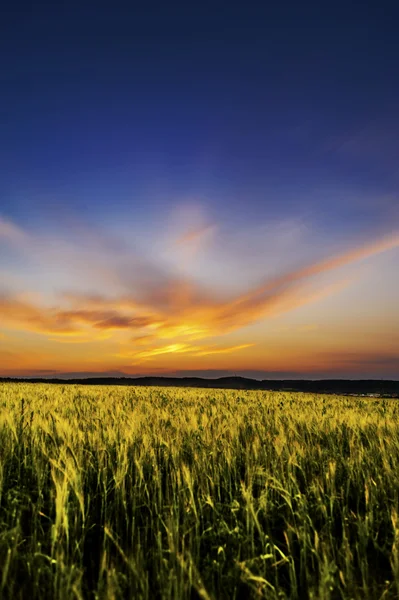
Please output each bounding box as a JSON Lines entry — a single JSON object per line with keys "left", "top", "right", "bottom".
{"left": 0, "top": 383, "right": 399, "bottom": 599}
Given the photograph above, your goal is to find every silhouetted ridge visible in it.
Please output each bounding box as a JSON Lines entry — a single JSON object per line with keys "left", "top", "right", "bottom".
{"left": 0, "top": 376, "right": 398, "bottom": 396}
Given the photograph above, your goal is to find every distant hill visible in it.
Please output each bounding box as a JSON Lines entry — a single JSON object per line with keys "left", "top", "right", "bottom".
{"left": 1, "top": 376, "right": 398, "bottom": 396}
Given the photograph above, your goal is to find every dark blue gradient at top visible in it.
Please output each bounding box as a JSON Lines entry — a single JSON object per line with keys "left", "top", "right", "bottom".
{"left": 1, "top": 0, "right": 399, "bottom": 229}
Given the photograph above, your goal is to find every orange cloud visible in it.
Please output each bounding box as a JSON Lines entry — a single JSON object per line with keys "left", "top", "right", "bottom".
{"left": 59, "top": 309, "right": 153, "bottom": 330}
{"left": 218, "top": 232, "right": 399, "bottom": 324}
{"left": 1, "top": 228, "right": 398, "bottom": 364}
{"left": 119, "top": 342, "right": 254, "bottom": 362}
{"left": 193, "top": 344, "right": 254, "bottom": 357}
{"left": 0, "top": 296, "right": 155, "bottom": 336}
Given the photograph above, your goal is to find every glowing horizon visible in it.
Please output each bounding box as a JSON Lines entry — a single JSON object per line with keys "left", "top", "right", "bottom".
{"left": 1, "top": 209, "right": 398, "bottom": 379}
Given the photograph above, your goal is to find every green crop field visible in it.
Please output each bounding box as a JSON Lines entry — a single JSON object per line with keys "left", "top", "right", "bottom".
{"left": 0, "top": 383, "right": 399, "bottom": 599}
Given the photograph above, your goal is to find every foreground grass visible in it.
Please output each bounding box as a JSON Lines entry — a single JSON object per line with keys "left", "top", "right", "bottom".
{"left": 0, "top": 384, "right": 399, "bottom": 599}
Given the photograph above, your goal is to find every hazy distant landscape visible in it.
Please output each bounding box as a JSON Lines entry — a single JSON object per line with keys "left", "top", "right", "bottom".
{"left": 1, "top": 376, "right": 399, "bottom": 397}
{"left": 1, "top": 382, "right": 399, "bottom": 599}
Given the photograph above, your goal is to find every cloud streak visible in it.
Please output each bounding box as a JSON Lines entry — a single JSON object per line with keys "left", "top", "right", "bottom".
{"left": 1, "top": 206, "right": 399, "bottom": 384}
{"left": 123, "top": 342, "right": 254, "bottom": 361}
{"left": 2, "top": 221, "right": 398, "bottom": 363}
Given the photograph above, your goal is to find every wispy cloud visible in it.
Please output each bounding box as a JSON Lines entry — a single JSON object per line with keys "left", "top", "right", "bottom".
{"left": 123, "top": 342, "right": 254, "bottom": 361}
{"left": 2, "top": 221, "right": 398, "bottom": 350}
{"left": 0, "top": 217, "right": 29, "bottom": 245}
{"left": 174, "top": 224, "right": 217, "bottom": 247}
{"left": 0, "top": 295, "right": 155, "bottom": 336}
{"left": 1, "top": 209, "right": 399, "bottom": 377}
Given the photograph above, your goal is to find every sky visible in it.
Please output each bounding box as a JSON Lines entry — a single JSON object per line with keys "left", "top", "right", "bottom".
{"left": 1, "top": 1, "right": 399, "bottom": 379}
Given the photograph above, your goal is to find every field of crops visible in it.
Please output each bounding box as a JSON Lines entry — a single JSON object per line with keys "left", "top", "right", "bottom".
{"left": 0, "top": 383, "right": 399, "bottom": 599}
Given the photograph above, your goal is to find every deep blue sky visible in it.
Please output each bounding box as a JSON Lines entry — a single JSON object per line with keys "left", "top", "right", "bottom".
{"left": 2, "top": 1, "right": 399, "bottom": 226}
{"left": 1, "top": 1, "right": 399, "bottom": 378}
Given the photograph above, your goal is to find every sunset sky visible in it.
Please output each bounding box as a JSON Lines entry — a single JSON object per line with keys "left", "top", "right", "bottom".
{"left": 1, "top": 2, "right": 399, "bottom": 379}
